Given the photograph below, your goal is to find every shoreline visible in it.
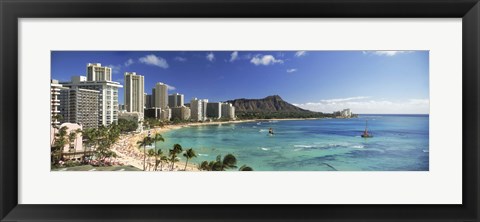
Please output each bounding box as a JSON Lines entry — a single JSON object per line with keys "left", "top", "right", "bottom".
{"left": 111, "top": 117, "right": 322, "bottom": 171}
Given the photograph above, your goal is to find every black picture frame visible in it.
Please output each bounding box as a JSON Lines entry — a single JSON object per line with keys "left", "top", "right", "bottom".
{"left": 1, "top": 0, "right": 479, "bottom": 221}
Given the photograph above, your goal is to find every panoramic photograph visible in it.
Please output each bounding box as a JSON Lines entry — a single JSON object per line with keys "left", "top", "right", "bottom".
{"left": 50, "top": 50, "right": 429, "bottom": 171}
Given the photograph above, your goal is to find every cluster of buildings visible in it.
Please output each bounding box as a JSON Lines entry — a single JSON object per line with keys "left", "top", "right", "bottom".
{"left": 333, "top": 108, "right": 353, "bottom": 118}
{"left": 142, "top": 81, "right": 236, "bottom": 122}
{"left": 51, "top": 63, "right": 237, "bottom": 134}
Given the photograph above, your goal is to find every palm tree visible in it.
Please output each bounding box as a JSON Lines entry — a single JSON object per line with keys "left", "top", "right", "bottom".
{"left": 68, "top": 131, "right": 77, "bottom": 160}
{"left": 183, "top": 148, "right": 197, "bottom": 171}
{"left": 51, "top": 114, "right": 63, "bottom": 146}
{"left": 154, "top": 149, "right": 164, "bottom": 171}
{"left": 137, "top": 136, "right": 153, "bottom": 171}
{"left": 73, "top": 128, "right": 82, "bottom": 160}
{"left": 199, "top": 161, "right": 210, "bottom": 171}
{"left": 169, "top": 144, "right": 183, "bottom": 170}
{"left": 159, "top": 155, "right": 168, "bottom": 171}
{"left": 52, "top": 126, "right": 68, "bottom": 164}
{"left": 239, "top": 164, "right": 253, "bottom": 171}
{"left": 147, "top": 149, "right": 155, "bottom": 171}
{"left": 152, "top": 133, "right": 165, "bottom": 171}
{"left": 221, "top": 154, "right": 237, "bottom": 170}
{"left": 198, "top": 154, "right": 238, "bottom": 171}
{"left": 81, "top": 128, "right": 96, "bottom": 163}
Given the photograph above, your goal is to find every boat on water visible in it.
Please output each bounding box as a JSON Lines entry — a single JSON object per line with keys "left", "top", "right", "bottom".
{"left": 361, "top": 120, "right": 373, "bottom": 138}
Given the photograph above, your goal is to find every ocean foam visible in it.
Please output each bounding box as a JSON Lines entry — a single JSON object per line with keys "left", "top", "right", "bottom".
{"left": 352, "top": 145, "right": 365, "bottom": 149}
{"left": 198, "top": 153, "right": 209, "bottom": 156}
{"left": 260, "top": 147, "right": 271, "bottom": 151}
{"left": 294, "top": 145, "right": 313, "bottom": 148}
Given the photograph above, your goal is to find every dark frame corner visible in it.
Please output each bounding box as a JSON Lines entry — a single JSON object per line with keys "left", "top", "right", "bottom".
{"left": 1, "top": 0, "right": 479, "bottom": 221}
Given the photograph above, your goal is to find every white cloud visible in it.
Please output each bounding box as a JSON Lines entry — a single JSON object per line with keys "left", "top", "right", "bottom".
{"left": 320, "top": 96, "right": 370, "bottom": 103}
{"left": 124, "top": 59, "right": 134, "bottom": 67}
{"left": 114, "top": 78, "right": 124, "bottom": 83}
{"left": 166, "top": 84, "right": 176, "bottom": 91}
{"left": 229, "top": 51, "right": 239, "bottom": 62}
{"left": 286, "top": 68, "right": 297, "bottom": 73}
{"left": 295, "top": 51, "right": 307, "bottom": 57}
{"left": 206, "top": 52, "right": 215, "bottom": 62}
{"left": 139, "top": 54, "right": 169, "bottom": 68}
{"left": 250, "top": 55, "right": 284, "bottom": 66}
{"left": 363, "top": 51, "right": 413, "bottom": 56}
{"left": 293, "top": 97, "right": 429, "bottom": 114}
{"left": 174, "top": 56, "right": 187, "bottom": 62}
{"left": 107, "top": 64, "right": 122, "bottom": 74}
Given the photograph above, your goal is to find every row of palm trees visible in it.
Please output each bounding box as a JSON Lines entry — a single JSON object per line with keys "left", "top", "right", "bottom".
{"left": 198, "top": 154, "right": 253, "bottom": 171}
{"left": 137, "top": 134, "right": 198, "bottom": 171}
{"left": 137, "top": 134, "right": 253, "bottom": 171}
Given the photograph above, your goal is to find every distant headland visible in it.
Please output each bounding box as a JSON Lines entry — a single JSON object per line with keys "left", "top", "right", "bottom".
{"left": 224, "top": 95, "right": 357, "bottom": 119}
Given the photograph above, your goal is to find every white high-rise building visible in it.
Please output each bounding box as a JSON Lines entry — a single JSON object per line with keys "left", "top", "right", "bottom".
{"left": 51, "top": 80, "right": 63, "bottom": 126}
{"left": 190, "top": 98, "right": 208, "bottom": 121}
{"left": 154, "top": 82, "right": 169, "bottom": 109}
{"left": 61, "top": 76, "right": 123, "bottom": 127}
{"left": 341, "top": 108, "right": 352, "bottom": 118}
{"left": 168, "top": 93, "right": 184, "bottom": 108}
{"left": 221, "top": 103, "right": 236, "bottom": 120}
{"left": 124, "top": 72, "right": 145, "bottom": 114}
{"left": 87, "top": 63, "right": 112, "bottom": 81}
{"left": 201, "top": 99, "right": 209, "bottom": 120}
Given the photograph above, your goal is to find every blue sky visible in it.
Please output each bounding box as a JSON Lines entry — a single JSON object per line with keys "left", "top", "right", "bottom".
{"left": 51, "top": 50, "right": 429, "bottom": 114}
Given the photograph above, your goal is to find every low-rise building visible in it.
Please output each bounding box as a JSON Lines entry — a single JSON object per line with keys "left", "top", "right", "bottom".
{"left": 50, "top": 122, "right": 83, "bottom": 160}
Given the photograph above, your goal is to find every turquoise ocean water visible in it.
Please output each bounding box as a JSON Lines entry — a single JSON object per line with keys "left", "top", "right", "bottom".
{"left": 158, "top": 115, "right": 429, "bottom": 171}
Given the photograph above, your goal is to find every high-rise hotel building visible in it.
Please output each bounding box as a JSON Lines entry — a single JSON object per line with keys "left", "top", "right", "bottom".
{"left": 154, "top": 82, "right": 169, "bottom": 109}
{"left": 221, "top": 103, "right": 236, "bottom": 120}
{"left": 206, "top": 102, "right": 222, "bottom": 119}
{"left": 190, "top": 98, "right": 208, "bottom": 121}
{"left": 61, "top": 75, "right": 122, "bottom": 127}
{"left": 124, "top": 72, "right": 145, "bottom": 114}
{"left": 58, "top": 88, "right": 100, "bottom": 129}
{"left": 87, "top": 63, "right": 112, "bottom": 81}
{"left": 51, "top": 80, "right": 63, "bottom": 126}
{"left": 168, "top": 93, "right": 184, "bottom": 108}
